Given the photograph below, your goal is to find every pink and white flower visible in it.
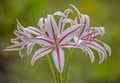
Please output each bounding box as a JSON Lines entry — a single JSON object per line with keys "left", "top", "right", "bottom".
{"left": 70, "top": 5, "right": 111, "bottom": 63}
{"left": 30, "top": 15, "right": 83, "bottom": 73}
{"left": 4, "top": 4, "right": 111, "bottom": 74}
{"left": 4, "top": 20, "right": 41, "bottom": 57}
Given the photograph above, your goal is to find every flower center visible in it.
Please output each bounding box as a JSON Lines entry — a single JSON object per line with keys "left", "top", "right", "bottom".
{"left": 54, "top": 44, "right": 59, "bottom": 49}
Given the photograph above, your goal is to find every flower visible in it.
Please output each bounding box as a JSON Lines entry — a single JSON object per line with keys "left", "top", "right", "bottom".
{"left": 4, "top": 20, "right": 42, "bottom": 57}
{"left": 29, "top": 14, "right": 83, "bottom": 73}
{"left": 4, "top": 4, "right": 111, "bottom": 74}
{"left": 70, "top": 4, "right": 111, "bottom": 63}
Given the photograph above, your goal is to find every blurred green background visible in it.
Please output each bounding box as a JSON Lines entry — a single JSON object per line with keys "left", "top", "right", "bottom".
{"left": 0, "top": 0, "right": 120, "bottom": 83}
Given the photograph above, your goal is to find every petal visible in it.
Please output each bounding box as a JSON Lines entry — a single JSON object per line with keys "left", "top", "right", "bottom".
{"left": 18, "top": 42, "right": 28, "bottom": 57}
{"left": 29, "top": 36, "right": 54, "bottom": 46}
{"left": 74, "top": 16, "right": 79, "bottom": 24}
{"left": 46, "top": 15, "right": 58, "bottom": 41}
{"left": 19, "top": 49, "right": 24, "bottom": 58}
{"left": 74, "top": 36, "right": 83, "bottom": 46}
{"left": 53, "top": 11, "right": 65, "bottom": 17}
{"left": 58, "top": 9, "right": 73, "bottom": 36}
{"left": 78, "top": 15, "right": 90, "bottom": 38}
{"left": 38, "top": 18, "right": 47, "bottom": 29}
{"left": 14, "top": 30, "right": 29, "bottom": 38}
{"left": 31, "top": 47, "right": 52, "bottom": 65}
{"left": 62, "top": 18, "right": 75, "bottom": 26}
{"left": 59, "top": 24, "right": 83, "bottom": 44}
{"left": 37, "top": 18, "right": 49, "bottom": 37}
{"left": 69, "top": 4, "right": 81, "bottom": 15}
{"left": 52, "top": 48, "right": 64, "bottom": 73}
{"left": 95, "top": 39, "right": 111, "bottom": 56}
{"left": 16, "top": 19, "right": 25, "bottom": 32}
{"left": 27, "top": 43, "right": 35, "bottom": 55}
{"left": 4, "top": 44, "right": 22, "bottom": 51}
{"left": 25, "top": 27, "right": 42, "bottom": 35}
{"left": 87, "top": 41, "right": 107, "bottom": 63}
{"left": 92, "top": 27, "right": 105, "bottom": 37}
{"left": 85, "top": 47, "right": 95, "bottom": 63}
{"left": 11, "top": 38, "right": 21, "bottom": 44}
{"left": 64, "top": 8, "right": 73, "bottom": 17}
{"left": 60, "top": 42, "right": 75, "bottom": 48}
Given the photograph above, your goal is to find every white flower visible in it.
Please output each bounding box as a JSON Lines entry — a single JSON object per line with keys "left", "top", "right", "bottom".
{"left": 4, "top": 20, "right": 41, "bottom": 57}
{"left": 30, "top": 15, "right": 83, "bottom": 73}
{"left": 70, "top": 4, "right": 111, "bottom": 63}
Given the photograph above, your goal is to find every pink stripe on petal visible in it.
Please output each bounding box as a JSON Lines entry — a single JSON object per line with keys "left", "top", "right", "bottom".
{"left": 60, "top": 43, "right": 75, "bottom": 48}
{"left": 14, "top": 30, "right": 28, "bottom": 38}
{"left": 59, "top": 25, "right": 81, "bottom": 44}
{"left": 49, "top": 15, "right": 57, "bottom": 42}
{"left": 29, "top": 37, "right": 54, "bottom": 45}
{"left": 4, "top": 45, "right": 22, "bottom": 51}
{"left": 52, "top": 48, "right": 64, "bottom": 73}
{"left": 78, "top": 15, "right": 87, "bottom": 38}
{"left": 56, "top": 48, "right": 61, "bottom": 71}
{"left": 58, "top": 9, "right": 72, "bottom": 35}
{"left": 27, "top": 43, "right": 35, "bottom": 55}
{"left": 31, "top": 47, "right": 52, "bottom": 65}
{"left": 25, "top": 27, "right": 42, "bottom": 35}
{"left": 88, "top": 43, "right": 106, "bottom": 55}
{"left": 16, "top": 19, "right": 24, "bottom": 32}
{"left": 85, "top": 47, "right": 95, "bottom": 63}
{"left": 87, "top": 42, "right": 107, "bottom": 61}
{"left": 42, "top": 18, "right": 45, "bottom": 23}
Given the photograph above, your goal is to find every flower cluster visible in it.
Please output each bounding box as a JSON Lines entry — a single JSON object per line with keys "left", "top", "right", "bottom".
{"left": 4, "top": 4, "right": 111, "bottom": 73}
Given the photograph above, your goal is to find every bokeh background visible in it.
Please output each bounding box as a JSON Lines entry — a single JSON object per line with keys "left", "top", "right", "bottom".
{"left": 0, "top": 0, "right": 120, "bottom": 83}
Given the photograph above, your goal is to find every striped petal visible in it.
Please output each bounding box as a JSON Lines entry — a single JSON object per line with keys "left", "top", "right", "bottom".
{"left": 62, "top": 18, "right": 76, "bottom": 26}
{"left": 74, "top": 36, "right": 83, "bottom": 46}
{"left": 46, "top": 15, "right": 58, "bottom": 41}
{"left": 59, "top": 24, "right": 83, "bottom": 44}
{"left": 16, "top": 19, "right": 25, "bottom": 32}
{"left": 31, "top": 47, "right": 52, "bottom": 65}
{"left": 95, "top": 39, "right": 111, "bottom": 56}
{"left": 11, "top": 38, "right": 22, "bottom": 44}
{"left": 14, "top": 30, "right": 30, "bottom": 38}
{"left": 38, "top": 18, "right": 47, "bottom": 29}
{"left": 58, "top": 9, "right": 73, "bottom": 36}
{"left": 25, "top": 27, "right": 42, "bottom": 35}
{"left": 87, "top": 41, "right": 107, "bottom": 63}
{"left": 18, "top": 42, "right": 28, "bottom": 57}
{"left": 27, "top": 43, "right": 35, "bottom": 55}
{"left": 52, "top": 48, "right": 64, "bottom": 73}
{"left": 91, "top": 27, "right": 105, "bottom": 37}
{"left": 60, "top": 42, "right": 75, "bottom": 48}
{"left": 29, "top": 36, "right": 54, "bottom": 46}
{"left": 4, "top": 44, "right": 22, "bottom": 51}
{"left": 85, "top": 47, "right": 95, "bottom": 63}
{"left": 78, "top": 15, "right": 90, "bottom": 38}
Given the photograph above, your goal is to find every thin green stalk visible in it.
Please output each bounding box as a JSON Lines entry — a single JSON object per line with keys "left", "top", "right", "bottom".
{"left": 63, "top": 48, "right": 74, "bottom": 83}
{"left": 57, "top": 71, "right": 60, "bottom": 83}
{"left": 60, "top": 73, "right": 63, "bottom": 83}
{"left": 46, "top": 55, "right": 57, "bottom": 83}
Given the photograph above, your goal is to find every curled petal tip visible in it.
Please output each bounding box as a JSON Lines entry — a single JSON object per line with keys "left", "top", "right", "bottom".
{"left": 31, "top": 60, "right": 35, "bottom": 66}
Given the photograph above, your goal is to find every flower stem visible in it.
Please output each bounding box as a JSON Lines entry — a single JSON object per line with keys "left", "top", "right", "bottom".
{"left": 63, "top": 48, "right": 74, "bottom": 83}
{"left": 60, "top": 73, "right": 63, "bottom": 83}
{"left": 46, "top": 55, "right": 57, "bottom": 83}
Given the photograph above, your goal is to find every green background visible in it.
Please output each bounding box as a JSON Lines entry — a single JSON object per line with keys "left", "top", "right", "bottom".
{"left": 0, "top": 0, "right": 120, "bottom": 83}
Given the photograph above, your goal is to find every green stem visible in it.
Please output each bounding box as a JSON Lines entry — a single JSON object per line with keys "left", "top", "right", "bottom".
{"left": 46, "top": 55, "right": 57, "bottom": 83}
{"left": 63, "top": 48, "right": 74, "bottom": 83}
{"left": 60, "top": 73, "right": 63, "bottom": 83}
